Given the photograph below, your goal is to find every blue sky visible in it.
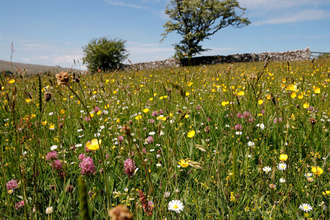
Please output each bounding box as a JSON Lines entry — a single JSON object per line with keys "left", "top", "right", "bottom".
{"left": 1, "top": 0, "right": 330, "bottom": 70}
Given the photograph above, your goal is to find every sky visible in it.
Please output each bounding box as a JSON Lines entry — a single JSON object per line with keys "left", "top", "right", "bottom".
{"left": 1, "top": 0, "right": 330, "bottom": 70}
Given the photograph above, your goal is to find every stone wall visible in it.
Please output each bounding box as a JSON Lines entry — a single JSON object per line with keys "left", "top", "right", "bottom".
{"left": 125, "top": 48, "right": 311, "bottom": 70}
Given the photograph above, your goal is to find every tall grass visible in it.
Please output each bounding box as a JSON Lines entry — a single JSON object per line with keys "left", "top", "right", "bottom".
{"left": 1, "top": 58, "right": 330, "bottom": 219}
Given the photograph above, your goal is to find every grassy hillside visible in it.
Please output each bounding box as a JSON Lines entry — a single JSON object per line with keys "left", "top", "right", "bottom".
{"left": 0, "top": 59, "right": 72, "bottom": 74}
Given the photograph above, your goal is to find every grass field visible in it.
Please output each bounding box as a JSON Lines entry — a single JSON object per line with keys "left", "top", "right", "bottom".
{"left": 1, "top": 58, "right": 330, "bottom": 219}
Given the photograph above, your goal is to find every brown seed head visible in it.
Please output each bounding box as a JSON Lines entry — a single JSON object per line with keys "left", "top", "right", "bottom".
{"left": 55, "top": 71, "right": 70, "bottom": 86}
{"left": 109, "top": 204, "right": 133, "bottom": 220}
{"left": 44, "top": 92, "right": 52, "bottom": 102}
{"left": 122, "top": 124, "right": 131, "bottom": 136}
{"left": 66, "top": 185, "right": 74, "bottom": 193}
{"left": 309, "top": 118, "right": 317, "bottom": 126}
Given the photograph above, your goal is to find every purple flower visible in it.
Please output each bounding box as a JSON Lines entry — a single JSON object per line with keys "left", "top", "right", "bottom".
{"left": 46, "top": 151, "right": 58, "bottom": 161}
{"left": 261, "top": 110, "right": 265, "bottom": 115}
{"left": 146, "top": 136, "right": 154, "bottom": 144}
{"left": 273, "top": 117, "right": 282, "bottom": 124}
{"left": 79, "top": 157, "right": 96, "bottom": 175}
{"left": 79, "top": 153, "right": 86, "bottom": 160}
{"left": 15, "top": 200, "right": 27, "bottom": 210}
{"left": 236, "top": 113, "right": 243, "bottom": 118}
{"left": 142, "top": 148, "right": 147, "bottom": 154}
{"left": 93, "top": 106, "right": 100, "bottom": 113}
{"left": 158, "top": 110, "right": 164, "bottom": 115}
{"left": 149, "top": 119, "right": 155, "bottom": 124}
{"left": 7, "top": 179, "right": 19, "bottom": 191}
{"left": 243, "top": 111, "right": 251, "bottom": 119}
{"left": 51, "top": 159, "right": 63, "bottom": 171}
{"left": 196, "top": 106, "right": 201, "bottom": 111}
{"left": 84, "top": 117, "right": 91, "bottom": 122}
{"left": 124, "top": 158, "right": 136, "bottom": 176}
{"left": 152, "top": 111, "right": 158, "bottom": 117}
{"left": 118, "top": 135, "right": 124, "bottom": 143}
{"left": 106, "top": 154, "right": 110, "bottom": 160}
{"left": 234, "top": 124, "right": 243, "bottom": 131}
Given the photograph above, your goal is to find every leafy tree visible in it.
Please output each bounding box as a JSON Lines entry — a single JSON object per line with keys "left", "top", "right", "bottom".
{"left": 161, "top": 0, "right": 251, "bottom": 59}
{"left": 82, "top": 37, "right": 129, "bottom": 72}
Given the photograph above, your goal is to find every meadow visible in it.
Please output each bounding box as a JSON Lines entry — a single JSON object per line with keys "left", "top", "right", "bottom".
{"left": 1, "top": 58, "right": 330, "bottom": 219}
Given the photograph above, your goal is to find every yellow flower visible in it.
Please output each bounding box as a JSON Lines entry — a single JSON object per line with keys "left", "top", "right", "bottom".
{"left": 41, "top": 121, "right": 47, "bottom": 125}
{"left": 113, "top": 91, "right": 117, "bottom": 94}
{"left": 311, "top": 166, "right": 323, "bottom": 176}
{"left": 25, "top": 98, "right": 32, "bottom": 103}
{"left": 185, "top": 92, "right": 190, "bottom": 96}
{"left": 104, "top": 104, "right": 109, "bottom": 109}
{"left": 258, "top": 100, "right": 264, "bottom": 105}
{"left": 97, "top": 111, "right": 102, "bottom": 115}
{"left": 286, "top": 84, "right": 297, "bottom": 92}
{"left": 279, "top": 154, "right": 288, "bottom": 161}
{"left": 313, "top": 86, "right": 320, "bottom": 94}
{"left": 266, "top": 94, "right": 271, "bottom": 100}
{"left": 291, "top": 92, "right": 296, "bottom": 99}
{"left": 303, "top": 103, "right": 310, "bottom": 109}
{"left": 135, "top": 115, "right": 142, "bottom": 120}
{"left": 221, "top": 101, "right": 229, "bottom": 106}
{"left": 237, "top": 91, "right": 244, "bottom": 96}
{"left": 187, "top": 82, "right": 193, "bottom": 86}
{"left": 116, "top": 118, "right": 120, "bottom": 123}
{"left": 86, "top": 139, "right": 102, "bottom": 151}
{"left": 187, "top": 130, "right": 195, "bottom": 138}
{"left": 298, "top": 93, "right": 304, "bottom": 99}
{"left": 60, "top": 109, "right": 65, "bottom": 114}
{"left": 49, "top": 124, "right": 55, "bottom": 130}
{"left": 322, "top": 191, "right": 330, "bottom": 195}
{"left": 8, "top": 79, "right": 15, "bottom": 84}
{"left": 178, "top": 159, "right": 190, "bottom": 168}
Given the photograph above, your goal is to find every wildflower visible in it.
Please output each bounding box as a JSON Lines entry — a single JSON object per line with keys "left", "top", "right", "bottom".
{"left": 25, "top": 98, "right": 32, "bottom": 103}
{"left": 303, "top": 103, "right": 310, "bottom": 109}
{"left": 278, "top": 162, "right": 287, "bottom": 171}
{"left": 15, "top": 200, "right": 27, "bottom": 210}
{"left": 143, "top": 108, "right": 149, "bottom": 113}
{"left": 311, "top": 166, "right": 323, "bottom": 176}
{"left": 49, "top": 124, "right": 55, "bottom": 130}
{"left": 168, "top": 200, "right": 184, "bottom": 213}
{"left": 146, "top": 136, "right": 154, "bottom": 144}
{"left": 6, "top": 179, "right": 19, "bottom": 191}
{"left": 45, "top": 206, "right": 53, "bottom": 214}
{"left": 8, "top": 79, "right": 15, "bottom": 84}
{"left": 263, "top": 166, "right": 271, "bottom": 173}
{"left": 78, "top": 153, "right": 86, "bottom": 160}
{"left": 178, "top": 159, "right": 190, "bottom": 168}
{"left": 152, "top": 111, "right": 158, "bottom": 117}
{"left": 234, "top": 124, "right": 242, "bottom": 131}
{"left": 299, "top": 203, "right": 312, "bottom": 212}
{"left": 55, "top": 71, "right": 69, "bottom": 86}
{"left": 247, "top": 141, "right": 255, "bottom": 147}
{"left": 108, "top": 205, "right": 133, "bottom": 220}
{"left": 79, "top": 157, "right": 96, "bottom": 175}
{"left": 273, "top": 117, "right": 282, "bottom": 123}
{"left": 51, "top": 159, "right": 63, "bottom": 171}
{"left": 86, "top": 139, "right": 101, "bottom": 151}
{"left": 50, "top": 145, "right": 57, "bottom": 151}
{"left": 84, "top": 116, "right": 91, "bottom": 122}
{"left": 258, "top": 100, "right": 264, "bottom": 105}
{"left": 313, "top": 86, "right": 320, "bottom": 94}
{"left": 164, "top": 192, "right": 170, "bottom": 198}
{"left": 138, "top": 190, "right": 154, "bottom": 216}
{"left": 279, "top": 154, "right": 288, "bottom": 161}
{"left": 135, "top": 115, "right": 142, "bottom": 120}
{"left": 46, "top": 151, "right": 58, "bottom": 160}
{"left": 279, "top": 178, "right": 286, "bottom": 183}
{"left": 286, "top": 84, "right": 297, "bottom": 92}
{"left": 322, "top": 191, "right": 330, "bottom": 195}
{"left": 187, "top": 130, "right": 195, "bottom": 138}
{"left": 269, "top": 183, "right": 276, "bottom": 189}
{"left": 124, "top": 158, "right": 136, "bottom": 176}
{"left": 118, "top": 136, "right": 124, "bottom": 143}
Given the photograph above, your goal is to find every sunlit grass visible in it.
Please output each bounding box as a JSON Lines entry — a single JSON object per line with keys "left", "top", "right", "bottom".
{"left": 1, "top": 58, "right": 330, "bottom": 219}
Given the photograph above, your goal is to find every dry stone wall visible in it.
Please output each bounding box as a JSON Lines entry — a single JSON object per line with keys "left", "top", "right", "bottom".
{"left": 125, "top": 48, "right": 311, "bottom": 70}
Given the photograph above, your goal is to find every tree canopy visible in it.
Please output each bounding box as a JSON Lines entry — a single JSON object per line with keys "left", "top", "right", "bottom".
{"left": 82, "top": 37, "right": 129, "bottom": 72}
{"left": 161, "top": 0, "right": 251, "bottom": 59}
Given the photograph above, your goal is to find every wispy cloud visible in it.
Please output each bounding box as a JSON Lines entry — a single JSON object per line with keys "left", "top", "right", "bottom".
{"left": 253, "top": 10, "right": 330, "bottom": 25}
{"left": 104, "top": 0, "right": 147, "bottom": 9}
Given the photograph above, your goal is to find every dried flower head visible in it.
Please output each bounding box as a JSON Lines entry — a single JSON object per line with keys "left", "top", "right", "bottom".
{"left": 66, "top": 185, "right": 74, "bottom": 193}
{"left": 108, "top": 204, "right": 133, "bottom": 220}
{"left": 55, "top": 71, "right": 70, "bottom": 86}
{"left": 122, "top": 124, "right": 131, "bottom": 136}
{"left": 309, "top": 118, "right": 317, "bottom": 125}
{"left": 44, "top": 92, "right": 52, "bottom": 102}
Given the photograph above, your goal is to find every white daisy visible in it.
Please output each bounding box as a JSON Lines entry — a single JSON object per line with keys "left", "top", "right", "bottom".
{"left": 278, "top": 162, "right": 287, "bottom": 171}
{"left": 45, "top": 206, "right": 53, "bottom": 214}
{"left": 299, "top": 203, "right": 312, "bottom": 212}
{"left": 263, "top": 166, "right": 272, "bottom": 173}
{"left": 259, "top": 123, "right": 265, "bottom": 130}
{"left": 247, "top": 141, "right": 255, "bottom": 147}
{"left": 50, "top": 145, "right": 57, "bottom": 151}
{"left": 149, "top": 131, "right": 156, "bottom": 136}
{"left": 304, "top": 173, "right": 313, "bottom": 177}
{"left": 168, "top": 200, "right": 184, "bottom": 213}
{"left": 279, "top": 178, "right": 286, "bottom": 183}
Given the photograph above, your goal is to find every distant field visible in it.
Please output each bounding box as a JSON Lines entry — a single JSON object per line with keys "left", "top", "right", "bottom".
{"left": 0, "top": 59, "right": 72, "bottom": 74}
